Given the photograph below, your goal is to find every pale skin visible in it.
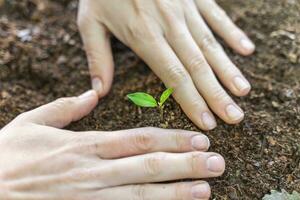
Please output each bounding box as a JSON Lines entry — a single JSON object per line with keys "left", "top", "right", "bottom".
{"left": 0, "top": 90, "right": 225, "bottom": 199}
{"left": 78, "top": 0, "right": 255, "bottom": 131}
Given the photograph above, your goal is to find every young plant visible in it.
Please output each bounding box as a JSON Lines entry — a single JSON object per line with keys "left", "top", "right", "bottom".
{"left": 127, "top": 88, "right": 174, "bottom": 118}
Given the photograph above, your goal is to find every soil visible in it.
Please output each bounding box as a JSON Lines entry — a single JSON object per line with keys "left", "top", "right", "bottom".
{"left": 0, "top": 0, "right": 299, "bottom": 199}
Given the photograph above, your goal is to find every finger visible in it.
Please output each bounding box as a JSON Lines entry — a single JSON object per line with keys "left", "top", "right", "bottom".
{"left": 185, "top": 4, "right": 251, "bottom": 97}
{"left": 78, "top": 15, "right": 114, "bottom": 97}
{"left": 102, "top": 152, "right": 225, "bottom": 186}
{"left": 15, "top": 90, "right": 98, "bottom": 128}
{"left": 78, "top": 127, "right": 210, "bottom": 159}
{"left": 195, "top": 0, "right": 255, "bottom": 56}
{"left": 166, "top": 21, "right": 244, "bottom": 124}
{"left": 90, "top": 182, "right": 211, "bottom": 200}
{"left": 130, "top": 36, "right": 216, "bottom": 130}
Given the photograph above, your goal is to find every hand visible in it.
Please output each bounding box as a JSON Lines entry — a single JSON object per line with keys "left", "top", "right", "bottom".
{"left": 77, "top": 0, "right": 255, "bottom": 130}
{"left": 0, "top": 90, "right": 225, "bottom": 200}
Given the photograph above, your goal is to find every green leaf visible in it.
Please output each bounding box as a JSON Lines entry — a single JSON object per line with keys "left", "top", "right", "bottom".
{"left": 159, "top": 88, "right": 174, "bottom": 106}
{"left": 262, "top": 190, "right": 300, "bottom": 200}
{"left": 127, "top": 92, "right": 157, "bottom": 107}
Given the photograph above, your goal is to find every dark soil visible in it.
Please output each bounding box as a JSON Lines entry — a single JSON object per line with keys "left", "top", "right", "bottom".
{"left": 0, "top": 0, "right": 299, "bottom": 199}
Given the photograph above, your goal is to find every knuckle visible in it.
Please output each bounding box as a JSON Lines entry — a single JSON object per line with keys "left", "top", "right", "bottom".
{"left": 188, "top": 97, "right": 206, "bottom": 112}
{"left": 211, "top": 7, "right": 227, "bottom": 22}
{"left": 199, "top": 34, "right": 219, "bottom": 52}
{"left": 85, "top": 42, "right": 107, "bottom": 59}
{"left": 85, "top": 49, "right": 102, "bottom": 73}
{"left": 156, "top": 0, "right": 182, "bottom": 23}
{"left": 83, "top": 141, "right": 100, "bottom": 155}
{"left": 131, "top": 185, "right": 147, "bottom": 200}
{"left": 173, "top": 130, "right": 187, "bottom": 151}
{"left": 156, "top": 0, "right": 172, "bottom": 14}
{"left": 68, "top": 168, "right": 102, "bottom": 182}
{"left": 54, "top": 97, "right": 77, "bottom": 110}
{"left": 211, "top": 87, "right": 231, "bottom": 102}
{"left": 132, "top": 128, "right": 155, "bottom": 152}
{"left": 221, "top": 63, "right": 240, "bottom": 78}
{"left": 168, "top": 29, "right": 187, "bottom": 41}
{"left": 91, "top": 141, "right": 101, "bottom": 154}
{"left": 85, "top": 48, "right": 98, "bottom": 61}
{"left": 143, "top": 153, "right": 165, "bottom": 177}
{"left": 156, "top": 0, "right": 173, "bottom": 11}
{"left": 187, "top": 55, "right": 210, "bottom": 75}
{"left": 165, "top": 64, "right": 189, "bottom": 87}
{"left": 72, "top": 136, "right": 101, "bottom": 155}
{"left": 187, "top": 152, "right": 201, "bottom": 176}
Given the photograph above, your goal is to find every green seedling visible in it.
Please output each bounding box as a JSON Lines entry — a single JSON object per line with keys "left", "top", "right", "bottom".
{"left": 127, "top": 88, "right": 174, "bottom": 118}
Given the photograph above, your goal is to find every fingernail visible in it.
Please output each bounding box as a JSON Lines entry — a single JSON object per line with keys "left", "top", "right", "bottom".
{"left": 233, "top": 76, "right": 251, "bottom": 93}
{"left": 191, "top": 135, "right": 210, "bottom": 151}
{"left": 79, "top": 90, "right": 96, "bottom": 99}
{"left": 191, "top": 182, "right": 211, "bottom": 199}
{"left": 201, "top": 112, "right": 216, "bottom": 130}
{"left": 92, "top": 77, "right": 103, "bottom": 95}
{"left": 240, "top": 38, "right": 255, "bottom": 51}
{"left": 206, "top": 155, "right": 225, "bottom": 172}
{"left": 225, "top": 104, "right": 244, "bottom": 121}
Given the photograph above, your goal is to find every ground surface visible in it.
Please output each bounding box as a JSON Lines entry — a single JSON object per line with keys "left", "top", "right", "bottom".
{"left": 0, "top": 0, "right": 299, "bottom": 199}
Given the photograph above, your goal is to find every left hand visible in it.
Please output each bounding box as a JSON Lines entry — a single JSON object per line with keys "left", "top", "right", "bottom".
{"left": 0, "top": 90, "right": 225, "bottom": 200}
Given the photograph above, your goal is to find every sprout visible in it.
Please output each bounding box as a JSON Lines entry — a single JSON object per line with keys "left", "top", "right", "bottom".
{"left": 127, "top": 88, "right": 174, "bottom": 118}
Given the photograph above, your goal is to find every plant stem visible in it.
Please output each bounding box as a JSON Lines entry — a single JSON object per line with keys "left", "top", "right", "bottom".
{"left": 159, "top": 105, "right": 164, "bottom": 121}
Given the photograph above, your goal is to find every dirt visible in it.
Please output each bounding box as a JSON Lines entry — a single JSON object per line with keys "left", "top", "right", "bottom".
{"left": 0, "top": 0, "right": 299, "bottom": 199}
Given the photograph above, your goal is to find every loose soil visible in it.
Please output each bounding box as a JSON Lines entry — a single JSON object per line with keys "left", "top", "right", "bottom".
{"left": 0, "top": 0, "right": 299, "bottom": 199}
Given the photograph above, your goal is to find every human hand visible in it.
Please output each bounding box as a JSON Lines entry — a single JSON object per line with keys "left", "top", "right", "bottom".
{"left": 77, "top": 0, "right": 255, "bottom": 130}
{"left": 0, "top": 90, "right": 225, "bottom": 200}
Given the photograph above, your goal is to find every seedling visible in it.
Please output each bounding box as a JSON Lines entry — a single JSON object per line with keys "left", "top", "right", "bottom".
{"left": 127, "top": 88, "right": 174, "bottom": 118}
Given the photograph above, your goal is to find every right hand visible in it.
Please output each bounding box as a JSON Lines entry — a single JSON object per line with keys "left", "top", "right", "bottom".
{"left": 78, "top": 0, "right": 255, "bottom": 130}
{"left": 0, "top": 90, "right": 225, "bottom": 200}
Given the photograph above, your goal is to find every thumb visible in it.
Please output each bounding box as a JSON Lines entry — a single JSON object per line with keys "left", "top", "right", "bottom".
{"left": 78, "top": 18, "right": 114, "bottom": 97}
{"left": 15, "top": 90, "right": 98, "bottom": 128}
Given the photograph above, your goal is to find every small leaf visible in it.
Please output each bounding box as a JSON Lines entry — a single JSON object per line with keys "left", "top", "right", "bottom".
{"left": 127, "top": 92, "right": 157, "bottom": 107}
{"left": 159, "top": 88, "right": 174, "bottom": 106}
